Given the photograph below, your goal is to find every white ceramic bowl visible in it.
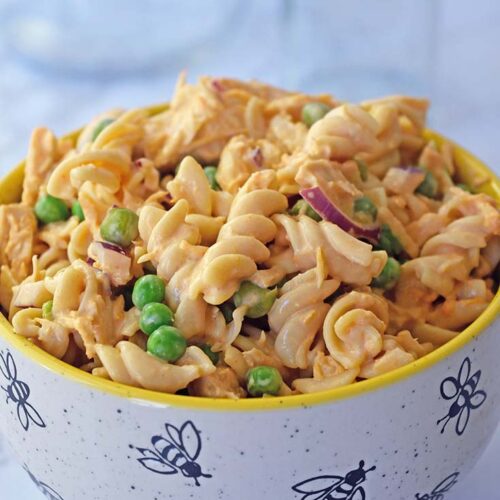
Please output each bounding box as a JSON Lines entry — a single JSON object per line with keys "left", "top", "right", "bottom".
{"left": 0, "top": 129, "right": 499, "bottom": 500}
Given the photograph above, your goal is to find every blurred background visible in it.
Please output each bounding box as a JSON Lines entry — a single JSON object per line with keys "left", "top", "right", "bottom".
{"left": 0, "top": 1, "right": 498, "bottom": 498}
{"left": 0, "top": 0, "right": 499, "bottom": 170}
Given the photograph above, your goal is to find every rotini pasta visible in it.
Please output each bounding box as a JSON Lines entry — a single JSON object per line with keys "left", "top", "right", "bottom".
{"left": 271, "top": 214, "right": 387, "bottom": 285}
{"left": 269, "top": 268, "right": 339, "bottom": 369}
{"left": 2, "top": 74, "right": 499, "bottom": 399}
{"left": 94, "top": 342, "right": 215, "bottom": 393}
{"left": 323, "top": 291, "right": 388, "bottom": 370}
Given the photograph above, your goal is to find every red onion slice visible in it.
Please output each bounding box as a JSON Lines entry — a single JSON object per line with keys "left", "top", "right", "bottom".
{"left": 251, "top": 148, "right": 264, "bottom": 168}
{"left": 396, "top": 166, "right": 423, "bottom": 173}
{"left": 211, "top": 79, "right": 224, "bottom": 93}
{"left": 88, "top": 241, "right": 132, "bottom": 287}
{"left": 98, "top": 241, "right": 128, "bottom": 255}
{"left": 300, "top": 186, "right": 380, "bottom": 243}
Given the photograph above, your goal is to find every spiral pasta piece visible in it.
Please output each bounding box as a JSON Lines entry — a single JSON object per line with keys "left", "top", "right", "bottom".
{"left": 358, "top": 335, "right": 415, "bottom": 379}
{"left": 292, "top": 350, "right": 360, "bottom": 394}
{"left": 68, "top": 221, "right": 93, "bottom": 262}
{"left": 48, "top": 151, "right": 127, "bottom": 201}
{"left": 357, "top": 328, "right": 433, "bottom": 379}
{"left": 323, "top": 291, "right": 388, "bottom": 369}
{"left": 269, "top": 269, "right": 339, "bottom": 369}
{"left": 138, "top": 200, "right": 201, "bottom": 279}
{"left": 49, "top": 260, "right": 127, "bottom": 357}
{"left": 12, "top": 308, "right": 72, "bottom": 359}
{"left": 425, "top": 278, "right": 494, "bottom": 331}
{"left": 365, "top": 96, "right": 428, "bottom": 147}
{"left": 188, "top": 176, "right": 288, "bottom": 304}
{"left": 166, "top": 156, "right": 214, "bottom": 215}
{"left": 47, "top": 109, "right": 145, "bottom": 200}
{"left": 304, "top": 104, "right": 380, "bottom": 161}
{"left": 189, "top": 366, "right": 247, "bottom": 399}
{"left": 173, "top": 293, "right": 246, "bottom": 348}
{"left": 396, "top": 215, "right": 490, "bottom": 305}
{"left": 273, "top": 214, "right": 387, "bottom": 285}
{"left": 91, "top": 109, "right": 145, "bottom": 157}
{"left": 95, "top": 342, "right": 215, "bottom": 393}
{"left": 360, "top": 96, "right": 429, "bottom": 175}
{"left": 10, "top": 260, "right": 73, "bottom": 359}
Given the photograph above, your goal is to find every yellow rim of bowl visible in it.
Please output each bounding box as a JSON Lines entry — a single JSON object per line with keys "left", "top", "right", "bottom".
{"left": 1, "top": 117, "right": 499, "bottom": 411}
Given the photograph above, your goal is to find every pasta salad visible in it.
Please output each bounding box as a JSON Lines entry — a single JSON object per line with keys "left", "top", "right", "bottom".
{"left": 1, "top": 75, "right": 499, "bottom": 399}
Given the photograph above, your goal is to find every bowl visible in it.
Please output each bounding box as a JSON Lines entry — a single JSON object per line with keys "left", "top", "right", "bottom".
{"left": 0, "top": 123, "right": 499, "bottom": 500}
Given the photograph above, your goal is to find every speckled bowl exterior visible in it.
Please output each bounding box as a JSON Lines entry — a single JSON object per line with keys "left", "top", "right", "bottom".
{"left": 0, "top": 128, "right": 499, "bottom": 500}
{"left": 0, "top": 319, "right": 498, "bottom": 500}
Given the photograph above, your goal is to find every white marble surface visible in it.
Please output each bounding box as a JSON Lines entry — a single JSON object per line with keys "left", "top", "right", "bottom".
{"left": 0, "top": 1, "right": 499, "bottom": 498}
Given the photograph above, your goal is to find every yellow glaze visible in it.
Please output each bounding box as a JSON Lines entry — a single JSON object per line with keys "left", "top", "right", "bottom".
{"left": 0, "top": 106, "right": 499, "bottom": 411}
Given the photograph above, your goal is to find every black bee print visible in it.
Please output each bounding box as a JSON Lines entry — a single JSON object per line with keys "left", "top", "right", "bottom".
{"left": 437, "top": 357, "right": 487, "bottom": 436}
{"left": 415, "top": 472, "right": 459, "bottom": 500}
{"left": 24, "top": 466, "right": 65, "bottom": 500}
{"left": 0, "top": 350, "right": 45, "bottom": 431}
{"left": 292, "top": 460, "right": 376, "bottom": 500}
{"left": 135, "top": 420, "right": 212, "bottom": 486}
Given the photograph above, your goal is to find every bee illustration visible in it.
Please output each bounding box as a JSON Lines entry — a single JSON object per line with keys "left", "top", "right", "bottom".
{"left": 24, "top": 466, "right": 65, "bottom": 500}
{"left": 135, "top": 420, "right": 212, "bottom": 486}
{"left": 0, "top": 350, "right": 45, "bottom": 431}
{"left": 292, "top": 460, "right": 376, "bottom": 500}
{"left": 415, "top": 472, "right": 459, "bottom": 500}
{"left": 437, "top": 357, "right": 487, "bottom": 436}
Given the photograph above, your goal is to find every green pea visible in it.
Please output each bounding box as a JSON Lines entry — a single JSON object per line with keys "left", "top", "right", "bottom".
{"left": 416, "top": 169, "right": 438, "bottom": 198}
{"left": 247, "top": 366, "right": 282, "bottom": 397}
{"left": 91, "top": 118, "right": 114, "bottom": 141}
{"left": 355, "top": 159, "right": 368, "bottom": 181}
{"left": 100, "top": 207, "right": 139, "bottom": 247}
{"left": 219, "top": 302, "right": 235, "bottom": 323}
{"left": 132, "top": 275, "right": 165, "bottom": 310}
{"left": 376, "top": 224, "right": 403, "bottom": 257}
{"left": 71, "top": 200, "right": 85, "bottom": 222}
{"left": 203, "top": 166, "right": 221, "bottom": 191}
{"left": 289, "top": 199, "right": 322, "bottom": 222}
{"left": 456, "top": 183, "right": 473, "bottom": 193}
{"left": 353, "top": 196, "right": 378, "bottom": 223}
{"left": 139, "top": 302, "right": 174, "bottom": 336}
{"left": 301, "top": 102, "right": 331, "bottom": 127}
{"left": 233, "top": 281, "right": 277, "bottom": 319}
{"left": 42, "top": 300, "right": 53, "bottom": 320}
{"left": 371, "top": 257, "right": 401, "bottom": 290}
{"left": 34, "top": 194, "right": 69, "bottom": 224}
{"left": 147, "top": 325, "right": 187, "bottom": 362}
{"left": 199, "top": 343, "right": 220, "bottom": 365}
